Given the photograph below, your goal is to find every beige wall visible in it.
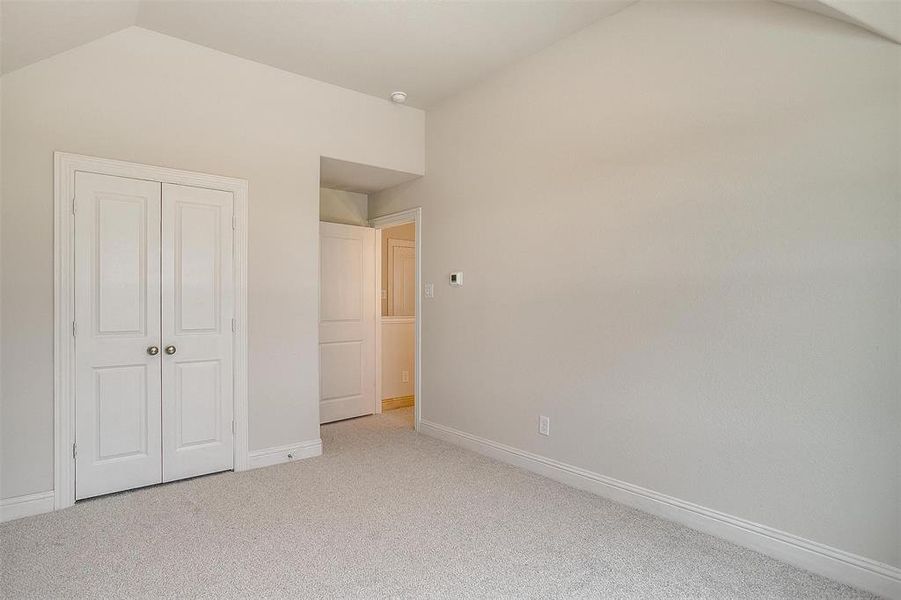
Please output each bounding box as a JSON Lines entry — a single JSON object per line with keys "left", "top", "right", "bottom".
{"left": 371, "top": 1, "right": 901, "bottom": 568}
{"left": 320, "top": 187, "right": 368, "bottom": 226}
{"left": 380, "top": 222, "right": 415, "bottom": 316}
{"left": 381, "top": 320, "right": 414, "bottom": 400}
{"left": 0, "top": 26, "right": 424, "bottom": 499}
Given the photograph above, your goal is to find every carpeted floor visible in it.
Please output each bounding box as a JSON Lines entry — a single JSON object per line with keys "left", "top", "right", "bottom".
{"left": 0, "top": 407, "right": 881, "bottom": 599}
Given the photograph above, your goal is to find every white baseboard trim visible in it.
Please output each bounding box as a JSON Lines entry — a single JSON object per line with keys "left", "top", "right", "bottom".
{"left": 247, "top": 439, "right": 322, "bottom": 470}
{"left": 0, "top": 491, "right": 55, "bottom": 523}
{"left": 419, "top": 419, "right": 901, "bottom": 600}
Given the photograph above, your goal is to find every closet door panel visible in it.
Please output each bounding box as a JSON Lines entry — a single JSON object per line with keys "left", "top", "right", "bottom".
{"left": 74, "top": 172, "right": 163, "bottom": 500}
{"left": 161, "top": 183, "right": 234, "bottom": 482}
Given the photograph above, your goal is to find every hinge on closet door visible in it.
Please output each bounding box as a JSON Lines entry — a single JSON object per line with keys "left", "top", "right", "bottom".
{"left": 72, "top": 443, "right": 77, "bottom": 460}
{"left": 72, "top": 199, "right": 77, "bottom": 214}
{"left": 231, "top": 420, "right": 235, "bottom": 435}
{"left": 72, "top": 321, "right": 77, "bottom": 337}
{"left": 232, "top": 215, "right": 236, "bottom": 230}
{"left": 231, "top": 318, "right": 236, "bottom": 333}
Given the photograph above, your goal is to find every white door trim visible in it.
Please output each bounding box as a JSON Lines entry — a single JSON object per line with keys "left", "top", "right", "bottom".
{"left": 370, "top": 208, "right": 421, "bottom": 431}
{"left": 54, "top": 152, "right": 250, "bottom": 510}
{"left": 373, "top": 227, "right": 382, "bottom": 414}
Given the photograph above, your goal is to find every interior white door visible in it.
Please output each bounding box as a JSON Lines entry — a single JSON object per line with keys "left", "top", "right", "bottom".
{"left": 388, "top": 239, "right": 416, "bottom": 317}
{"left": 161, "top": 183, "right": 235, "bottom": 482}
{"left": 74, "top": 172, "right": 163, "bottom": 500}
{"left": 319, "top": 222, "right": 376, "bottom": 423}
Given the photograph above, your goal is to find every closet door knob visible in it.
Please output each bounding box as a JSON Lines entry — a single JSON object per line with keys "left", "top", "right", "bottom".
{"left": 165, "top": 345, "right": 177, "bottom": 355}
{"left": 147, "top": 346, "right": 160, "bottom": 356}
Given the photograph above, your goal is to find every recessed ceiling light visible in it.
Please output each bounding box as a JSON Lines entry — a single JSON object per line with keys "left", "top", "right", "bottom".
{"left": 390, "top": 91, "right": 407, "bottom": 104}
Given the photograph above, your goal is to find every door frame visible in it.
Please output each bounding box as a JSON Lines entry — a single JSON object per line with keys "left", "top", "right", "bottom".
{"left": 53, "top": 152, "right": 249, "bottom": 510}
{"left": 370, "top": 208, "right": 422, "bottom": 431}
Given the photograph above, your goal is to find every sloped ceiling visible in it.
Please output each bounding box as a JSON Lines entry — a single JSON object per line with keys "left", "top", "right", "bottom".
{"left": 1, "top": 1, "right": 898, "bottom": 108}
{"left": 1, "top": 1, "right": 141, "bottom": 75}
{"left": 777, "top": 0, "right": 900, "bottom": 43}
{"left": 1, "top": 0, "right": 636, "bottom": 108}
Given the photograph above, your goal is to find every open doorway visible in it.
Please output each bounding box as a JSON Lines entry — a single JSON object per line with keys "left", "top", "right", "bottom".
{"left": 376, "top": 222, "right": 416, "bottom": 417}
{"left": 318, "top": 158, "right": 422, "bottom": 432}
{"left": 371, "top": 210, "right": 421, "bottom": 430}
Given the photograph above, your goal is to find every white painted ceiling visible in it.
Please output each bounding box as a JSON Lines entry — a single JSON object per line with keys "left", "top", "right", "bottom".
{"left": 1, "top": 0, "right": 635, "bottom": 108}
{"left": 776, "top": 0, "right": 900, "bottom": 43}
{"left": 321, "top": 157, "right": 420, "bottom": 194}
{"left": 2, "top": 1, "right": 897, "bottom": 108}
{"left": 1, "top": 1, "right": 141, "bottom": 76}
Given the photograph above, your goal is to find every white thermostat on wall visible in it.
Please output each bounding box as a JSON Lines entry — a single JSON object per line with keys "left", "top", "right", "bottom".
{"left": 449, "top": 272, "right": 464, "bottom": 286}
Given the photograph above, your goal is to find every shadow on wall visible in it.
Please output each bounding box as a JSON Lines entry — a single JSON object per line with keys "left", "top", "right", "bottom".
{"left": 320, "top": 187, "right": 369, "bottom": 226}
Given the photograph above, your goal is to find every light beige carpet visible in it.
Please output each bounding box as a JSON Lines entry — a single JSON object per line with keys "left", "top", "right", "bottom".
{"left": 0, "top": 408, "right": 881, "bottom": 599}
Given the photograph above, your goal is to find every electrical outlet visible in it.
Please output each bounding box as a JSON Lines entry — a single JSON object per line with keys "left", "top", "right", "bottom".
{"left": 401, "top": 370, "right": 409, "bottom": 383}
{"left": 539, "top": 415, "right": 550, "bottom": 436}
{"left": 424, "top": 283, "right": 435, "bottom": 298}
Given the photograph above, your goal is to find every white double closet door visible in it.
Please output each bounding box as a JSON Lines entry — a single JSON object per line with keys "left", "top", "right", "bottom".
{"left": 74, "top": 172, "right": 235, "bottom": 500}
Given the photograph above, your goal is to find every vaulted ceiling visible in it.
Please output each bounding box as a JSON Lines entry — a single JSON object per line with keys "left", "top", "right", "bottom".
{"left": 777, "top": 0, "right": 900, "bottom": 43}
{"left": 2, "top": 0, "right": 898, "bottom": 109}
{"left": 0, "top": 0, "right": 635, "bottom": 108}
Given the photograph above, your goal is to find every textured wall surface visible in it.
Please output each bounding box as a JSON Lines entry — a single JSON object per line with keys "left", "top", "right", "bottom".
{"left": 372, "top": 1, "right": 901, "bottom": 567}
{"left": 0, "top": 27, "right": 424, "bottom": 499}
